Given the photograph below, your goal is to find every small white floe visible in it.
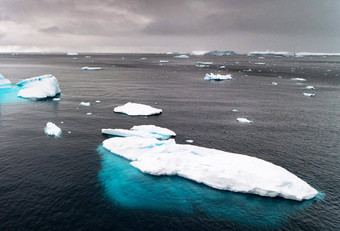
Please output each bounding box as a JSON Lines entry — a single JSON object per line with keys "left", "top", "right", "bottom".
{"left": 95, "top": 100, "right": 101, "bottom": 103}
{"left": 237, "top": 118, "right": 253, "bottom": 123}
{"left": 72, "top": 58, "right": 78, "bottom": 60}
{"left": 232, "top": 109, "right": 238, "bottom": 112}
{"left": 204, "top": 73, "right": 232, "bottom": 81}
{"left": 141, "top": 57, "right": 146, "bottom": 60}
{"left": 102, "top": 125, "right": 176, "bottom": 140}
{"left": 219, "top": 65, "right": 226, "bottom": 69}
{"left": 114, "top": 102, "right": 162, "bottom": 116}
{"left": 196, "top": 64, "right": 210, "bottom": 68}
{"left": 291, "top": 78, "right": 306, "bottom": 81}
{"left": 52, "top": 98, "right": 61, "bottom": 101}
{"left": 17, "top": 74, "right": 61, "bottom": 100}
{"left": 81, "top": 67, "right": 102, "bottom": 70}
{"left": 173, "top": 55, "right": 190, "bottom": 59}
{"left": 272, "top": 81, "right": 278, "bottom": 85}
{"left": 255, "top": 62, "right": 266, "bottom": 65}
{"left": 60, "top": 121, "right": 64, "bottom": 124}
{"left": 303, "top": 93, "right": 315, "bottom": 97}
{"left": 80, "top": 102, "right": 90, "bottom": 106}
{"left": 68, "top": 131, "right": 71, "bottom": 134}
{"left": 66, "top": 52, "right": 78, "bottom": 56}
{"left": 306, "top": 86, "right": 315, "bottom": 90}
{"left": 44, "top": 122, "right": 62, "bottom": 137}
{"left": 159, "top": 60, "right": 169, "bottom": 63}
{"left": 248, "top": 51, "right": 295, "bottom": 57}
{"left": 185, "top": 140, "right": 194, "bottom": 143}
{"left": 86, "top": 112, "right": 92, "bottom": 115}
{"left": 244, "top": 69, "right": 252, "bottom": 72}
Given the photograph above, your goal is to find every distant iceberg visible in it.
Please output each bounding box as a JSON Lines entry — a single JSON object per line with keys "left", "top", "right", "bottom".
{"left": 44, "top": 122, "right": 62, "bottom": 137}
{"left": 159, "top": 60, "right": 169, "bottom": 63}
{"left": 306, "top": 86, "right": 315, "bottom": 90}
{"left": 272, "top": 82, "right": 278, "bottom": 85}
{"left": 248, "top": 51, "right": 295, "bottom": 57}
{"left": 114, "top": 102, "right": 162, "bottom": 116}
{"left": 204, "top": 73, "right": 232, "bottom": 81}
{"left": 17, "top": 74, "right": 61, "bottom": 100}
{"left": 190, "top": 51, "right": 209, "bottom": 56}
{"left": 102, "top": 136, "right": 318, "bottom": 201}
{"left": 204, "top": 50, "right": 236, "bottom": 56}
{"left": 303, "top": 93, "right": 315, "bottom": 97}
{"left": 0, "top": 74, "right": 12, "bottom": 88}
{"left": 295, "top": 52, "right": 340, "bottom": 57}
{"left": 173, "top": 55, "right": 190, "bottom": 59}
{"left": 291, "top": 78, "right": 306, "bottom": 81}
{"left": 82, "top": 67, "right": 102, "bottom": 70}
{"left": 66, "top": 52, "right": 78, "bottom": 56}
{"left": 80, "top": 102, "right": 90, "bottom": 106}
{"left": 102, "top": 125, "right": 176, "bottom": 140}
{"left": 237, "top": 118, "right": 253, "bottom": 123}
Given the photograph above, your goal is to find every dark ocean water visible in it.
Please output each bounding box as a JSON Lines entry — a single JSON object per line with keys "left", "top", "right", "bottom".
{"left": 0, "top": 53, "right": 339, "bottom": 230}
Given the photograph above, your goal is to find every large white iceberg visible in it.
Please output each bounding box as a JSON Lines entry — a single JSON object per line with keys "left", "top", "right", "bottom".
{"left": 114, "top": 102, "right": 162, "bottom": 116}
{"left": 204, "top": 73, "right": 232, "bottom": 81}
{"left": 44, "top": 122, "right": 62, "bottom": 137}
{"left": 204, "top": 50, "right": 236, "bottom": 56}
{"left": 17, "top": 74, "right": 61, "bottom": 99}
{"left": 248, "top": 51, "right": 295, "bottom": 57}
{"left": 190, "top": 51, "right": 209, "bottom": 56}
{"left": 0, "top": 74, "right": 12, "bottom": 88}
{"left": 102, "top": 136, "right": 318, "bottom": 201}
{"left": 295, "top": 52, "right": 340, "bottom": 57}
{"left": 102, "top": 125, "right": 176, "bottom": 140}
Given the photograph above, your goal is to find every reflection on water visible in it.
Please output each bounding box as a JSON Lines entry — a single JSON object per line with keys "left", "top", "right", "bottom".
{"left": 97, "top": 145, "right": 316, "bottom": 228}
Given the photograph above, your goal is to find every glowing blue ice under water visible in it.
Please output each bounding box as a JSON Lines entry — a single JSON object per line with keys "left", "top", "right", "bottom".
{"left": 0, "top": 86, "right": 26, "bottom": 104}
{"left": 97, "top": 145, "right": 321, "bottom": 228}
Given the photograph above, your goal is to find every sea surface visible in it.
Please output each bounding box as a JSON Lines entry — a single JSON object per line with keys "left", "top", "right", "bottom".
{"left": 0, "top": 53, "right": 339, "bottom": 230}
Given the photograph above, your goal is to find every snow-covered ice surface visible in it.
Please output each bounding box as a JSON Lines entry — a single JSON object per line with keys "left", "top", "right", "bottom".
{"left": 291, "top": 78, "right": 306, "bottom": 81}
{"left": 81, "top": 67, "right": 102, "bottom": 70}
{"left": 237, "top": 118, "right": 253, "bottom": 123}
{"left": 0, "top": 74, "right": 12, "bottom": 88}
{"left": 204, "top": 73, "right": 232, "bottom": 81}
{"left": 102, "top": 136, "right": 318, "bottom": 201}
{"left": 44, "top": 122, "right": 62, "bottom": 137}
{"left": 102, "top": 125, "right": 176, "bottom": 140}
{"left": 17, "top": 74, "right": 61, "bottom": 100}
{"left": 173, "top": 55, "right": 190, "bottom": 59}
{"left": 114, "top": 102, "right": 162, "bottom": 116}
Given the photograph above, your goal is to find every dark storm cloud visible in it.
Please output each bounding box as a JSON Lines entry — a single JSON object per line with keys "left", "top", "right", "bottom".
{"left": 0, "top": 0, "right": 339, "bottom": 52}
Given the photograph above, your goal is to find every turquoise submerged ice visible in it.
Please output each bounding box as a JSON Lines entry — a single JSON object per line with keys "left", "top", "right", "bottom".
{"left": 0, "top": 74, "right": 12, "bottom": 88}
{"left": 17, "top": 74, "right": 61, "bottom": 99}
{"left": 102, "top": 136, "right": 318, "bottom": 201}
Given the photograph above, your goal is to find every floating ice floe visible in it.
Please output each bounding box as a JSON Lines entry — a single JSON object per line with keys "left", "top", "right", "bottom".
{"left": 248, "top": 51, "right": 295, "bottom": 57}
{"left": 80, "top": 102, "right": 90, "bottom": 106}
{"left": 232, "top": 109, "right": 238, "bottom": 112}
{"left": 303, "top": 93, "right": 315, "bottom": 97}
{"left": 17, "top": 74, "right": 61, "bottom": 99}
{"left": 306, "top": 86, "right": 315, "bottom": 90}
{"left": 102, "top": 125, "right": 176, "bottom": 140}
{"left": 44, "top": 122, "right": 62, "bottom": 137}
{"left": 102, "top": 136, "right": 318, "bottom": 201}
{"left": 159, "top": 60, "right": 169, "bottom": 63}
{"left": 114, "top": 102, "right": 162, "bottom": 116}
{"left": 272, "top": 82, "right": 278, "bottom": 85}
{"left": 185, "top": 139, "right": 194, "bottom": 143}
{"left": 82, "top": 67, "right": 102, "bottom": 70}
{"left": 255, "top": 62, "right": 266, "bottom": 65}
{"left": 219, "top": 65, "right": 226, "bottom": 69}
{"left": 291, "top": 78, "right": 306, "bottom": 81}
{"left": 204, "top": 73, "right": 232, "bottom": 81}
{"left": 0, "top": 74, "right": 12, "bottom": 88}
{"left": 52, "top": 98, "right": 60, "bottom": 101}
{"left": 86, "top": 112, "right": 92, "bottom": 115}
{"left": 237, "top": 118, "right": 253, "bottom": 123}
{"left": 173, "top": 55, "right": 190, "bottom": 59}
{"left": 95, "top": 100, "right": 101, "bottom": 103}
{"left": 66, "top": 52, "right": 78, "bottom": 56}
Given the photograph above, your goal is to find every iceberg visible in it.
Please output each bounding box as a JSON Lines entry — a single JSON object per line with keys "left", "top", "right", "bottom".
{"left": 237, "top": 118, "right": 253, "bottom": 123}
{"left": 81, "top": 67, "right": 102, "bottom": 70}
{"left": 159, "top": 60, "right": 169, "bottom": 63}
{"left": 17, "top": 74, "right": 61, "bottom": 99}
{"left": 80, "top": 102, "right": 90, "bottom": 106}
{"left": 190, "top": 51, "right": 209, "bottom": 56}
{"left": 232, "top": 109, "right": 238, "bottom": 112}
{"left": 114, "top": 102, "right": 162, "bottom": 116}
{"left": 272, "top": 82, "right": 278, "bottom": 85}
{"left": 102, "top": 125, "right": 176, "bottom": 140}
{"left": 291, "top": 78, "right": 306, "bottom": 81}
{"left": 204, "top": 73, "right": 232, "bottom": 81}
{"left": 173, "top": 54, "right": 188, "bottom": 58}
{"left": 303, "top": 93, "right": 315, "bottom": 97}
{"left": 248, "top": 51, "right": 295, "bottom": 57}
{"left": 295, "top": 52, "right": 340, "bottom": 57}
{"left": 255, "top": 62, "right": 266, "bottom": 65}
{"left": 102, "top": 136, "right": 318, "bottom": 201}
{"left": 306, "top": 86, "right": 315, "bottom": 89}
{"left": 66, "top": 52, "right": 78, "bottom": 56}
{"left": 204, "top": 50, "right": 236, "bottom": 56}
{"left": 0, "top": 74, "right": 12, "bottom": 88}
{"left": 44, "top": 122, "right": 62, "bottom": 137}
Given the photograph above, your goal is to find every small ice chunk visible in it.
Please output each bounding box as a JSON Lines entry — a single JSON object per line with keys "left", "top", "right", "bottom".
{"left": 66, "top": 52, "right": 78, "bottom": 56}
{"left": 237, "top": 118, "right": 253, "bottom": 123}
{"left": 141, "top": 57, "right": 146, "bottom": 60}
{"left": 255, "top": 62, "right": 266, "bottom": 65}
{"left": 44, "top": 122, "right": 62, "bottom": 137}
{"left": 303, "top": 93, "right": 315, "bottom": 97}
{"left": 53, "top": 98, "right": 60, "bottom": 101}
{"left": 185, "top": 140, "right": 194, "bottom": 143}
{"left": 291, "top": 78, "right": 306, "bottom": 81}
{"left": 219, "top": 65, "right": 226, "bottom": 69}
{"left": 232, "top": 109, "right": 238, "bottom": 112}
{"left": 80, "top": 102, "right": 90, "bottom": 106}
{"left": 173, "top": 55, "right": 190, "bottom": 59}
{"left": 159, "top": 60, "right": 169, "bottom": 63}
{"left": 86, "top": 112, "right": 92, "bottom": 115}
{"left": 82, "top": 67, "right": 102, "bottom": 70}
{"left": 114, "top": 102, "right": 162, "bottom": 116}
{"left": 204, "top": 73, "right": 232, "bottom": 81}
{"left": 95, "top": 100, "right": 101, "bottom": 103}
{"left": 306, "top": 86, "right": 315, "bottom": 90}
{"left": 272, "top": 82, "right": 278, "bottom": 85}
{"left": 196, "top": 64, "right": 210, "bottom": 68}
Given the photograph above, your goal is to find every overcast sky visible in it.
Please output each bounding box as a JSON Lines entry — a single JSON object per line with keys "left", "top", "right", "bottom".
{"left": 0, "top": 0, "right": 339, "bottom": 53}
